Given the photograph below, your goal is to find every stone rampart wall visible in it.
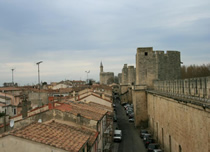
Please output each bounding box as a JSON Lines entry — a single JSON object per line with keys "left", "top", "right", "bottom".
{"left": 154, "top": 76, "right": 210, "bottom": 99}
{"left": 147, "top": 92, "right": 210, "bottom": 152}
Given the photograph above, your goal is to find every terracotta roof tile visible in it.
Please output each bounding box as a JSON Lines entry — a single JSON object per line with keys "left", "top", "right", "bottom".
{"left": 10, "top": 122, "right": 90, "bottom": 152}
{"left": 55, "top": 102, "right": 107, "bottom": 121}
{"left": 47, "top": 121, "right": 98, "bottom": 146}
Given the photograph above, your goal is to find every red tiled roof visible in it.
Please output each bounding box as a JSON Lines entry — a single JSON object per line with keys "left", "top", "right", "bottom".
{"left": 47, "top": 121, "right": 98, "bottom": 146}
{"left": 55, "top": 103, "right": 107, "bottom": 121}
{"left": 79, "top": 93, "right": 112, "bottom": 103}
{"left": 9, "top": 121, "right": 90, "bottom": 152}
{"left": 0, "top": 87, "right": 21, "bottom": 91}
{"left": 88, "top": 102, "right": 113, "bottom": 111}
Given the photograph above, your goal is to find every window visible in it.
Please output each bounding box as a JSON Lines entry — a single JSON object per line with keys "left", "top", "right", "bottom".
{"left": 145, "top": 52, "right": 148, "bottom": 56}
{"left": 14, "top": 108, "right": 16, "bottom": 115}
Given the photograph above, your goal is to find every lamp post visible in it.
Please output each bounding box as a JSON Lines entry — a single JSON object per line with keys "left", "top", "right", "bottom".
{"left": 85, "top": 70, "right": 90, "bottom": 84}
{"left": 11, "top": 68, "right": 15, "bottom": 85}
{"left": 36, "top": 61, "right": 43, "bottom": 107}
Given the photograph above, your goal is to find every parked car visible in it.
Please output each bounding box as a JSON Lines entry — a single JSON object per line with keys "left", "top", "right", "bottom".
{"left": 128, "top": 112, "right": 134, "bottom": 118}
{"left": 124, "top": 104, "right": 130, "bottom": 110}
{"left": 113, "top": 114, "right": 117, "bottom": 122}
{"left": 143, "top": 133, "right": 152, "bottom": 142}
{"left": 129, "top": 118, "right": 134, "bottom": 122}
{"left": 126, "top": 106, "right": 133, "bottom": 111}
{"left": 126, "top": 109, "right": 133, "bottom": 115}
{"left": 113, "top": 130, "right": 122, "bottom": 142}
{"left": 140, "top": 129, "right": 149, "bottom": 138}
{"left": 144, "top": 138, "right": 156, "bottom": 148}
{"left": 147, "top": 143, "right": 160, "bottom": 152}
{"left": 153, "top": 149, "right": 163, "bottom": 152}
{"left": 121, "top": 102, "right": 128, "bottom": 106}
{"left": 130, "top": 104, "right": 133, "bottom": 108}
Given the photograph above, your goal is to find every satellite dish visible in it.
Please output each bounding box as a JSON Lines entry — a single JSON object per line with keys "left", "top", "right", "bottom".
{"left": 38, "top": 119, "right": 42, "bottom": 123}
{"left": 10, "top": 119, "right": 14, "bottom": 127}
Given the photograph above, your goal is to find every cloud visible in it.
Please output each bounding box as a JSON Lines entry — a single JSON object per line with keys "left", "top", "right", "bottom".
{"left": 0, "top": 0, "right": 210, "bottom": 85}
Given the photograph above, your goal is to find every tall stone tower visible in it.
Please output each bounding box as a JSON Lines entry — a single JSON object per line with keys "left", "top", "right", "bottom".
{"left": 122, "top": 64, "right": 128, "bottom": 85}
{"left": 136, "top": 47, "right": 157, "bottom": 87}
{"left": 135, "top": 47, "right": 181, "bottom": 88}
{"left": 118, "top": 73, "right": 122, "bottom": 84}
{"left": 128, "top": 66, "right": 135, "bottom": 85}
{"left": 133, "top": 47, "right": 181, "bottom": 128}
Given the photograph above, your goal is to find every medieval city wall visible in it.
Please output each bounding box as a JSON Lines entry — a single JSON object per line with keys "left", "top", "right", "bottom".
{"left": 132, "top": 85, "right": 148, "bottom": 128}
{"left": 154, "top": 76, "right": 210, "bottom": 100}
{"left": 147, "top": 92, "right": 210, "bottom": 152}
{"left": 120, "top": 85, "right": 133, "bottom": 104}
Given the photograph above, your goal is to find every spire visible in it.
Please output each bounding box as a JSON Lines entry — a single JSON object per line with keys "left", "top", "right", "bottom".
{"left": 100, "top": 61, "right": 103, "bottom": 72}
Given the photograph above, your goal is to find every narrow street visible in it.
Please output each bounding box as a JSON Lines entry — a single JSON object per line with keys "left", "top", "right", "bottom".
{"left": 113, "top": 101, "right": 147, "bottom": 152}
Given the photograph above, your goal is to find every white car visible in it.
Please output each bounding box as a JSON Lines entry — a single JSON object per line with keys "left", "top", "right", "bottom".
{"left": 113, "top": 130, "right": 122, "bottom": 142}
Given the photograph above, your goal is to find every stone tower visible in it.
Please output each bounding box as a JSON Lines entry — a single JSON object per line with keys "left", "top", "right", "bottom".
{"left": 122, "top": 64, "right": 128, "bottom": 85}
{"left": 133, "top": 47, "right": 181, "bottom": 127}
{"left": 136, "top": 47, "right": 181, "bottom": 88}
{"left": 128, "top": 66, "right": 135, "bottom": 85}
{"left": 118, "top": 73, "right": 122, "bottom": 84}
{"left": 136, "top": 47, "right": 156, "bottom": 87}
{"left": 99, "top": 62, "right": 114, "bottom": 85}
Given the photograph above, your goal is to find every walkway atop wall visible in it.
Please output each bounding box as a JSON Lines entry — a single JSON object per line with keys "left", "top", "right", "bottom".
{"left": 147, "top": 90, "right": 210, "bottom": 109}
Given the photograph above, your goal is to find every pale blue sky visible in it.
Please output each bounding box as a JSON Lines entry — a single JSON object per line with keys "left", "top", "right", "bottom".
{"left": 0, "top": 0, "right": 210, "bottom": 85}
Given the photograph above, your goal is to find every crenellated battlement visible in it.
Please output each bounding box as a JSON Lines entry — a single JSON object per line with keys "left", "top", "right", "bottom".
{"left": 154, "top": 76, "right": 210, "bottom": 100}
{"left": 136, "top": 47, "right": 181, "bottom": 88}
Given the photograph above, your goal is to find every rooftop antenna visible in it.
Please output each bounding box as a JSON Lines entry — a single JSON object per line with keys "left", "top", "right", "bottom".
{"left": 10, "top": 119, "right": 14, "bottom": 128}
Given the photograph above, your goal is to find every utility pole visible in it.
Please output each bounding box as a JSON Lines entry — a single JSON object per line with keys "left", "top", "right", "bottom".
{"left": 11, "top": 68, "right": 15, "bottom": 85}
{"left": 85, "top": 70, "right": 90, "bottom": 84}
{"left": 36, "top": 61, "right": 43, "bottom": 107}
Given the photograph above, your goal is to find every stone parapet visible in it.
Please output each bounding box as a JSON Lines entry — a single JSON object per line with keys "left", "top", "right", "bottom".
{"left": 154, "top": 76, "right": 210, "bottom": 99}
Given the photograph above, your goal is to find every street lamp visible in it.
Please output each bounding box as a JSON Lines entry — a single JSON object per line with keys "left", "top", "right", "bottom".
{"left": 11, "top": 68, "right": 15, "bottom": 85}
{"left": 36, "top": 61, "right": 43, "bottom": 107}
{"left": 85, "top": 70, "right": 90, "bottom": 84}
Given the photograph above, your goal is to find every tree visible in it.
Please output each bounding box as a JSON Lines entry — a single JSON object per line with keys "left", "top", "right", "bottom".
{"left": 181, "top": 63, "right": 210, "bottom": 79}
